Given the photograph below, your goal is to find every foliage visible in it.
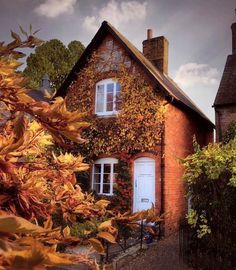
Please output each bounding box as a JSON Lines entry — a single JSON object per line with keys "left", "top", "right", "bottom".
{"left": 66, "top": 53, "right": 166, "bottom": 159}
{"left": 182, "top": 139, "right": 236, "bottom": 270}
{"left": 0, "top": 213, "right": 94, "bottom": 269}
{"left": 112, "top": 157, "right": 132, "bottom": 212}
{"left": 223, "top": 120, "right": 236, "bottom": 144}
{"left": 0, "top": 27, "right": 97, "bottom": 269}
{"left": 66, "top": 52, "right": 166, "bottom": 204}
{"left": 0, "top": 29, "right": 162, "bottom": 269}
{"left": 23, "top": 39, "right": 84, "bottom": 90}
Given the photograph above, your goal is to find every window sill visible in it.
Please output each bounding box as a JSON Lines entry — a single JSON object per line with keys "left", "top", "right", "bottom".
{"left": 97, "top": 193, "right": 114, "bottom": 196}
{"left": 96, "top": 111, "right": 121, "bottom": 118}
{"left": 96, "top": 112, "right": 119, "bottom": 117}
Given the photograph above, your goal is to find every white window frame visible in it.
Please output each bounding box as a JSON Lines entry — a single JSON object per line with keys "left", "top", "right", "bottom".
{"left": 95, "top": 79, "right": 121, "bottom": 116}
{"left": 92, "top": 158, "right": 118, "bottom": 196}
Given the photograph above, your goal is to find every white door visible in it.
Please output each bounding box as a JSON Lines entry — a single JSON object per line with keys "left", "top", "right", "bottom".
{"left": 133, "top": 157, "right": 155, "bottom": 212}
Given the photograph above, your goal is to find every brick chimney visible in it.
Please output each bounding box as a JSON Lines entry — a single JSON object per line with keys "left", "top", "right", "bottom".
{"left": 231, "top": 22, "right": 236, "bottom": 55}
{"left": 142, "top": 29, "right": 169, "bottom": 74}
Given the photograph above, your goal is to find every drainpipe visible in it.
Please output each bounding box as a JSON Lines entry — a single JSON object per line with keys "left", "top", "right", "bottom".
{"left": 160, "top": 125, "right": 165, "bottom": 237}
{"left": 159, "top": 94, "right": 173, "bottom": 236}
{"left": 160, "top": 126, "right": 165, "bottom": 216}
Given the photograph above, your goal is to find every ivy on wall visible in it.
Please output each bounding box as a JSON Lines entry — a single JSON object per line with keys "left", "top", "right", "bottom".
{"left": 223, "top": 120, "right": 236, "bottom": 144}
{"left": 113, "top": 155, "right": 132, "bottom": 212}
{"left": 66, "top": 51, "right": 166, "bottom": 207}
{"left": 66, "top": 53, "right": 166, "bottom": 158}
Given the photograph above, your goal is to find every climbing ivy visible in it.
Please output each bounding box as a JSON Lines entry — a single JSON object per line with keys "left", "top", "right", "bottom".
{"left": 65, "top": 53, "right": 166, "bottom": 203}
{"left": 223, "top": 120, "right": 236, "bottom": 144}
{"left": 66, "top": 53, "right": 166, "bottom": 159}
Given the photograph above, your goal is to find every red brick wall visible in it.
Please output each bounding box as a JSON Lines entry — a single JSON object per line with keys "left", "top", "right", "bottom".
{"left": 215, "top": 106, "right": 236, "bottom": 141}
{"left": 163, "top": 104, "right": 213, "bottom": 235}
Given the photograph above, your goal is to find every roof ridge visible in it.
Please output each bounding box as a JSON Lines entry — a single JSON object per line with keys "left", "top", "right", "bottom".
{"left": 166, "top": 75, "right": 209, "bottom": 118}
{"left": 57, "top": 20, "right": 214, "bottom": 127}
{"left": 106, "top": 22, "right": 212, "bottom": 124}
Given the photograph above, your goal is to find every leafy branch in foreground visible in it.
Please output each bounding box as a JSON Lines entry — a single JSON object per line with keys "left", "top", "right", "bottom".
{"left": 0, "top": 28, "right": 162, "bottom": 269}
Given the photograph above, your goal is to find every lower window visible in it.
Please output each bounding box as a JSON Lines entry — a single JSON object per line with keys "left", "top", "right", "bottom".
{"left": 92, "top": 158, "right": 118, "bottom": 195}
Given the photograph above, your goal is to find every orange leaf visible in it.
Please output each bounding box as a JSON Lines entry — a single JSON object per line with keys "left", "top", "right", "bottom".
{"left": 97, "top": 231, "right": 116, "bottom": 244}
{"left": 88, "top": 238, "right": 105, "bottom": 254}
{"left": 43, "top": 217, "right": 53, "bottom": 230}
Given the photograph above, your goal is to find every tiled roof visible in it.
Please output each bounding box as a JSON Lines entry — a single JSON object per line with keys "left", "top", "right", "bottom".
{"left": 213, "top": 54, "right": 236, "bottom": 106}
{"left": 27, "top": 89, "right": 51, "bottom": 102}
{"left": 57, "top": 21, "right": 214, "bottom": 127}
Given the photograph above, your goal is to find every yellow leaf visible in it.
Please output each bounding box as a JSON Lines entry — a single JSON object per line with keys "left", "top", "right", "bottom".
{"left": 63, "top": 226, "right": 70, "bottom": 237}
{"left": 13, "top": 112, "right": 27, "bottom": 140}
{"left": 10, "top": 249, "right": 45, "bottom": 270}
{"left": 88, "top": 238, "right": 105, "bottom": 254}
{"left": 97, "top": 231, "right": 116, "bottom": 244}
{"left": 28, "top": 121, "right": 41, "bottom": 132}
{"left": 0, "top": 215, "right": 45, "bottom": 234}
{"left": 45, "top": 252, "right": 75, "bottom": 266}
{"left": 98, "top": 220, "right": 112, "bottom": 231}
{"left": 95, "top": 199, "right": 110, "bottom": 209}
{"left": 43, "top": 217, "right": 53, "bottom": 230}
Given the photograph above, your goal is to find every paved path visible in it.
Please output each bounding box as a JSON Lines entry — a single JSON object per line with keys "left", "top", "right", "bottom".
{"left": 113, "top": 233, "right": 191, "bottom": 270}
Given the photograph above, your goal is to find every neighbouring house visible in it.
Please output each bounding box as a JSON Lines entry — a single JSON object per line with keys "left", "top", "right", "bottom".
{"left": 56, "top": 21, "right": 214, "bottom": 235}
{"left": 28, "top": 74, "right": 54, "bottom": 102}
{"left": 213, "top": 22, "right": 236, "bottom": 141}
{"left": 1, "top": 74, "right": 53, "bottom": 125}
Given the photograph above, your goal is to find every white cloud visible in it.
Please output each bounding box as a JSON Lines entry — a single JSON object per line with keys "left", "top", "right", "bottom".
{"left": 174, "top": 63, "right": 219, "bottom": 88}
{"left": 34, "top": 0, "right": 77, "bottom": 18}
{"left": 83, "top": 0, "right": 147, "bottom": 32}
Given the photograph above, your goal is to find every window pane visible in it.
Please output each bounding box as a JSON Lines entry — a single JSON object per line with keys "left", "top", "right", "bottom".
{"left": 96, "top": 85, "right": 104, "bottom": 112}
{"left": 103, "top": 173, "right": 111, "bottom": 184}
{"left": 106, "top": 102, "right": 113, "bottom": 111}
{"left": 107, "top": 83, "right": 114, "bottom": 92}
{"left": 106, "top": 84, "right": 114, "bottom": 112}
{"left": 93, "top": 173, "right": 101, "bottom": 184}
{"left": 104, "top": 164, "right": 111, "bottom": 173}
{"left": 103, "top": 184, "right": 110, "bottom": 194}
{"left": 116, "top": 83, "right": 121, "bottom": 111}
{"left": 93, "top": 183, "right": 100, "bottom": 193}
{"left": 94, "top": 164, "right": 101, "bottom": 174}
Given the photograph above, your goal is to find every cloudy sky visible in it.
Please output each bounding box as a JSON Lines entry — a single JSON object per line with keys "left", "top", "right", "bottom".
{"left": 1, "top": 0, "right": 235, "bottom": 121}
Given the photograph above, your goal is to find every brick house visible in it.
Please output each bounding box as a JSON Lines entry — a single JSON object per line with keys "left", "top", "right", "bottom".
{"left": 57, "top": 21, "right": 214, "bottom": 234}
{"left": 213, "top": 22, "right": 236, "bottom": 141}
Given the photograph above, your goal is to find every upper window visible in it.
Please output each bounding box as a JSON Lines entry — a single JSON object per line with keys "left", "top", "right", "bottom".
{"left": 95, "top": 79, "right": 121, "bottom": 116}
{"left": 92, "top": 158, "right": 118, "bottom": 195}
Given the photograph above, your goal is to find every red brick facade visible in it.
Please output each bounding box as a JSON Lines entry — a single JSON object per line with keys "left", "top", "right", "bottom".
{"left": 164, "top": 104, "right": 213, "bottom": 234}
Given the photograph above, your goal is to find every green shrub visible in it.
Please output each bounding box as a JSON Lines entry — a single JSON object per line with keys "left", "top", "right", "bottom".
{"left": 182, "top": 138, "right": 236, "bottom": 270}
{"left": 223, "top": 121, "right": 236, "bottom": 144}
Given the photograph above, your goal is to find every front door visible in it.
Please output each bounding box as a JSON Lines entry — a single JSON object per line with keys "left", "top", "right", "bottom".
{"left": 133, "top": 157, "right": 155, "bottom": 212}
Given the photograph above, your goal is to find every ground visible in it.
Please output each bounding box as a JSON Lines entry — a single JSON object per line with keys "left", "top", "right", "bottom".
{"left": 112, "top": 232, "right": 191, "bottom": 270}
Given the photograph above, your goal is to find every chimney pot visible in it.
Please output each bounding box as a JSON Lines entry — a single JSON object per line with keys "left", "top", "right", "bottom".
{"left": 147, "top": 29, "right": 153, "bottom": 40}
